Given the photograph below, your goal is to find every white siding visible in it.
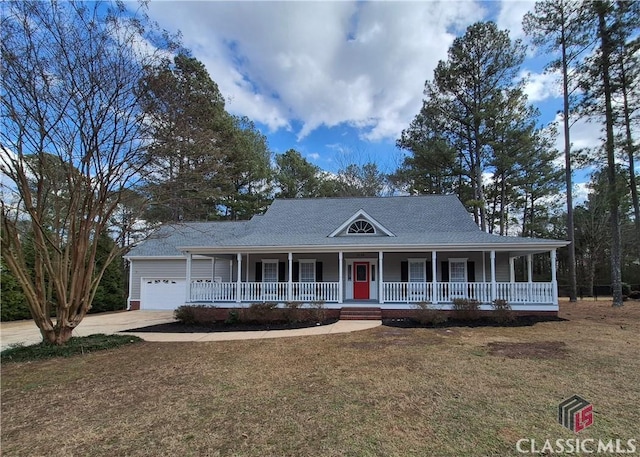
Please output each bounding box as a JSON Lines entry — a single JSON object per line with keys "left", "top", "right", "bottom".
{"left": 129, "top": 257, "right": 231, "bottom": 300}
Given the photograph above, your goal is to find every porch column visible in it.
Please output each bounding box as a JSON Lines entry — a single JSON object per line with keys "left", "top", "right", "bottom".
{"left": 527, "top": 254, "right": 533, "bottom": 283}
{"left": 551, "top": 249, "right": 558, "bottom": 305}
{"left": 431, "top": 251, "right": 438, "bottom": 304}
{"left": 185, "top": 252, "right": 192, "bottom": 303}
{"left": 236, "top": 253, "right": 242, "bottom": 303}
{"left": 338, "top": 251, "right": 343, "bottom": 304}
{"left": 378, "top": 251, "right": 384, "bottom": 304}
{"left": 509, "top": 257, "right": 515, "bottom": 283}
{"left": 212, "top": 257, "right": 216, "bottom": 281}
{"left": 490, "top": 250, "right": 496, "bottom": 303}
{"left": 288, "top": 252, "right": 293, "bottom": 302}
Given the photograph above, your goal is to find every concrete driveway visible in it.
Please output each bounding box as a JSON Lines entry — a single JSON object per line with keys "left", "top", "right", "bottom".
{"left": 0, "top": 311, "right": 175, "bottom": 350}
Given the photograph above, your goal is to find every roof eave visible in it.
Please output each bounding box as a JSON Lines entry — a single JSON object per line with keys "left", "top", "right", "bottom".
{"left": 177, "top": 240, "right": 570, "bottom": 255}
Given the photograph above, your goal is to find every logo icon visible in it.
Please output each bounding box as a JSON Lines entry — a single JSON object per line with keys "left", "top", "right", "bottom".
{"left": 558, "top": 395, "right": 593, "bottom": 432}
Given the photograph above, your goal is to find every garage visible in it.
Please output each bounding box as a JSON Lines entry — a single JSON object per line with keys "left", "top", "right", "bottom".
{"left": 140, "top": 278, "right": 186, "bottom": 310}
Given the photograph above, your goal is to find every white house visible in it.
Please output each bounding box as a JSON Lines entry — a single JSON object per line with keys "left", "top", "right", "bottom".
{"left": 125, "top": 195, "right": 568, "bottom": 317}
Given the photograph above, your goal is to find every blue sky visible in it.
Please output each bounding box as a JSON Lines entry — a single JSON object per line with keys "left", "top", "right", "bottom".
{"left": 145, "top": 0, "right": 602, "bottom": 199}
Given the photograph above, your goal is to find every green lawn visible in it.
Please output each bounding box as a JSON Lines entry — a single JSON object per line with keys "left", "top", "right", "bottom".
{"left": 2, "top": 301, "right": 639, "bottom": 456}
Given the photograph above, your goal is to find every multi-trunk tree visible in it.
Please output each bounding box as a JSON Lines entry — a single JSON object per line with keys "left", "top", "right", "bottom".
{"left": 1, "top": 0, "right": 176, "bottom": 343}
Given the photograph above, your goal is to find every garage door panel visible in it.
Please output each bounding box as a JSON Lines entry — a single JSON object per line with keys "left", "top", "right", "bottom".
{"left": 141, "top": 278, "right": 185, "bottom": 310}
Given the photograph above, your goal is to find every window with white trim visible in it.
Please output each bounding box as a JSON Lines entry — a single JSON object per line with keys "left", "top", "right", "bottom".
{"left": 299, "top": 260, "right": 316, "bottom": 283}
{"left": 262, "top": 260, "right": 278, "bottom": 283}
{"left": 449, "top": 259, "right": 467, "bottom": 282}
{"left": 347, "top": 219, "right": 375, "bottom": 234}
{"left": 408, "top": 259, "right": 426, "bottom": 282}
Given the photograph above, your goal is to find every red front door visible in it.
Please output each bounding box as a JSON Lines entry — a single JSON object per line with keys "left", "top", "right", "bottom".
{"left": 353, "top": 262, "right": 370, "bottom": 299}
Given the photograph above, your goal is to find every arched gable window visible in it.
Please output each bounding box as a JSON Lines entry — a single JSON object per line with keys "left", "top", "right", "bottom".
{"left": 347, "top": 220, "right": 375, "bottom": 234}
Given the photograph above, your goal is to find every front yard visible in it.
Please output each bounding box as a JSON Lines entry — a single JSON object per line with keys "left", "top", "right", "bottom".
{"left": 2, "top": 300, "right": 639, "bottom": 456}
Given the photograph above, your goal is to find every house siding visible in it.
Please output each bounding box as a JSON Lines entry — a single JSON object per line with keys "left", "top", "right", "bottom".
{"left": 130, "top": 258, "right": 231, "bottom": 300}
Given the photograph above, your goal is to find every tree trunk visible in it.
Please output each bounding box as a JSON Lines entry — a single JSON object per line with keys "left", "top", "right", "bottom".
{"left": 596, "top": 2, "right": 623, "bottom": 307}
{"left": 561, "top": 19, "right": 578, "bottom": 302}
{"left": 40, "top": 325, "right": 74, "bottom": 345}
{"left": 619, "top": 55, "right": 640, "bottom": 252}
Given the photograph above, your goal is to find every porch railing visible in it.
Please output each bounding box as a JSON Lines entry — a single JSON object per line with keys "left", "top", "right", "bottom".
{"left": 191, "top": 281, "right": 554, "bottom": 305}
{"left": 190, "top": 281, "right": 339, "bottom": 303}
{"left": 383, "top": 282, "right": 553, "bottom": 304}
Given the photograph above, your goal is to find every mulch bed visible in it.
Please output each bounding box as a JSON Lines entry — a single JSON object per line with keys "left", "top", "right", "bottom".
{"left": 124, "top": 318, "right": 339, "bottom": 333}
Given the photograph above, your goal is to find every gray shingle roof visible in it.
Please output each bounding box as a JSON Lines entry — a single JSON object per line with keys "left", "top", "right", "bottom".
{"left": 126, "top": 195, "right": 568, "bottom": 257}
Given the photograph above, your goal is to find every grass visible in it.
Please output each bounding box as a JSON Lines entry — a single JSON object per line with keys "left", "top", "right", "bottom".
{"left": 1, "top": 334, "right": 143, "bottom": 363}
{"left": 2, "top": 300, "right": 639, "bottom": 456}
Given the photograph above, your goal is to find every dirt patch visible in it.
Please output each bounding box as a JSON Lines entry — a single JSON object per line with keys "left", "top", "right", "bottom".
{"left": 487, "top": 341, "right": 568, "bottom": 359}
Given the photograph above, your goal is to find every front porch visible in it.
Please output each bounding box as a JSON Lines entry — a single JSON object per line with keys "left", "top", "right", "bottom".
{"left": 185, "top": 248, "right": 559, "bottom": 310}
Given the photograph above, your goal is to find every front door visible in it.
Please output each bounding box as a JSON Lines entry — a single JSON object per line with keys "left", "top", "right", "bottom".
{"left": 353, "top": 262, "right": 370, "bottom": 299}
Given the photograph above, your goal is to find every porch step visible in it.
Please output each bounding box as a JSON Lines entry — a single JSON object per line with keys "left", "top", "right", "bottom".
{"left": 339, "top": 307, "right": 382, "bottom": 320}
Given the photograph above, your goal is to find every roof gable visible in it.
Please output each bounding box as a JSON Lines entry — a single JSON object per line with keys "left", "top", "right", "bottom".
{"left": 328, "top": 209, "right": 395, "bottom": 237}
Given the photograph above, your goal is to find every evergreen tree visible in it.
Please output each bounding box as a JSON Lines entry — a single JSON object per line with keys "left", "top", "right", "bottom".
{"left": 524, "top": 0, "right": 596, "bottom": 301}
{"left": 140, "top": 53, "right": 233, "bottom": 222}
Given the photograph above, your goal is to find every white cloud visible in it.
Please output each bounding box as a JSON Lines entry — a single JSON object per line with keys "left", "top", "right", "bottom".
{"left": 522, "top": 70, "right": 562, "bottom": 102}
{"left": 146, "top": 1, "right": 486, "bottom": 142}
{"left": 496, "top": 0, "right": 535, "bottom": 40}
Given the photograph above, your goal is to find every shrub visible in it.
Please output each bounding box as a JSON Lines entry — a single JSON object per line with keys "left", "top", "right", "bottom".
{"left": 412, "top": 301, "right": 448, "bottom": 325}
{"left": 175, "top": 305, "right": 197, "bottom": 325}
{"left": 491, "top": 299, "right": 514, "bottom": 324}
{"left": 242, "top": 302, "right": 280, "bottom": 324}
{"left": 451, "top": 298, "right": 481, "bottom": 321}
{"left": 225, "top": 309, "right": 240, "bottom": 325}
{"left": 283, "top": 301, "right": 302, "bottom": 324}
{"left": 308, "top": 300, "right": 326, "bottom": 323}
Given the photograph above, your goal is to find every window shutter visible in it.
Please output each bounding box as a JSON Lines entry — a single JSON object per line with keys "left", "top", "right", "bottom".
{"left": 401, "top": 261, "right": 408, "bottom": 282}
{"left": 441, "top": 261, "right": 449, "bottom": 282}
{"left": 426, "top": 261, "right": 433, "bottom": 282}
{"left": 278, "top": 262, "right": 286, "bottom": 282}
{"left": 255, "top": 262, "right": 262, "bottom": 282}
{"left": 316, "top": 262, "right": 323, "bottom": 282}
{"left": 293, "top": 262, "right": 299, "bottom": 282}
{"left": 467, "top": 261, "right": 475, "bottom": 282}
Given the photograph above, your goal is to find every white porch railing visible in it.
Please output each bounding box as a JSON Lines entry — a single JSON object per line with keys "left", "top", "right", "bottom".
{"left": 190, "top": 281, "right": 339, "bottom": 303}
{"left": 383, "top": 282, "right": 553, "bottom": 304}
{"left": 192, "top": 281, "right": 554, "bottom": 304}
{"left": 191, "top": 281, "right": 236, "bottom": 302}
{"left": 292, "top": 282, "right": 339, "bottom": 302}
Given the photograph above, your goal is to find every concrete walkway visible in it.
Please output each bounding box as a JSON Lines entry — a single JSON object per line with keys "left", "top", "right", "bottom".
{"left": 0, "top": 311, "right": 381, "bottom": 350}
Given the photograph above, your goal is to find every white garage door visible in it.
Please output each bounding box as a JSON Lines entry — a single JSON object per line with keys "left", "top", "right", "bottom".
{"left": 140, "top": 278, "right": 186, "bottom": 310}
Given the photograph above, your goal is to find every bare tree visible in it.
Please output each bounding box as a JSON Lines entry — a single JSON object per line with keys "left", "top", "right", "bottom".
{"left": 0, "top": 1, "right": 177, "bottom": 344}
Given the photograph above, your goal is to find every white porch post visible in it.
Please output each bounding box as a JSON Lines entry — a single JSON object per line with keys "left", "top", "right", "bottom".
{"left": 551, "top": 249, "right": 558, "bottom": 305}
{"left": 482, "top": 251, "right": 487, "bottom": 282}
{"left": 236, "top": 253, "right": 242, "bottom": 303}
{"left": 509, "top": 257, "right": 515, "bottom": 283}
{"left": 185, "top": 252, "right": 192, "bottom": 303}
{"left": 527, "top": 254, "right": 533, "bottom": 283}
{"left": 212, "top": 257, "right": 216, "bottom": 281}
{"left": 490, "top": 250, "right": 496, "bottom": 303}
{"left": 288, "top": 252, "right": 293, "bottom": 302}
{"left": 378, "top": 251, "right": 384, "bottom": 304}
{"left": 431, "top": 251, "right": 438, "bottom": 304}
{"left": 338, "top": 251, "right": 343, "bottom": 304}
